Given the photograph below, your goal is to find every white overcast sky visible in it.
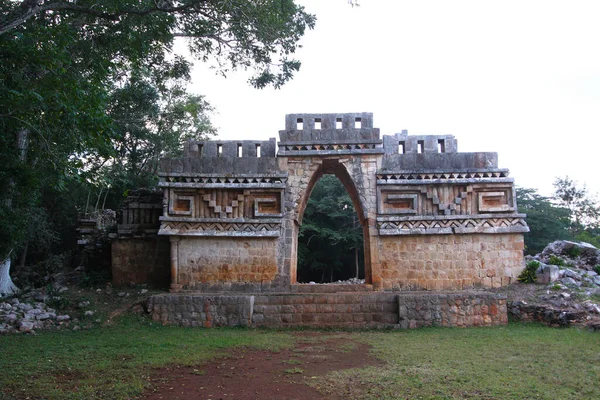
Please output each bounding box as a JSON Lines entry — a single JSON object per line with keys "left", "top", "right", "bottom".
{"left": 187, "top": 0, "right": 599, "bottom": 197}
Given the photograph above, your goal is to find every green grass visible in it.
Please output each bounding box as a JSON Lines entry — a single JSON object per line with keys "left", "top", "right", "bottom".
{"left": 2, "top": 317, "right": 600, "bottom": 400}
{"left": 0, "top": 314, "right": 293, "bottom": 400}
{"left": 314, "top": 323, "right": 600, "bottom": 399}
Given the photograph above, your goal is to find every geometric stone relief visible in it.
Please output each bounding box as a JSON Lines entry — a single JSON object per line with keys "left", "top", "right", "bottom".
{"left": 202, "top": 191, "right": 244, "bottom": 218}
{"left": 162, "top": 175, "right": 287, "bottom": 187}
{"left": 168, "top": 193, "right": 195, "bottom": 216}
{"left": 377, "top": 170, "right": 509, "bottom": 183}
{"left": 377, "top": 184, "right": 473, "bottom": 217}
{"left": 377, "top": 215, "right": 528, "bottom": 235}
{"left": 378, "top": 191, "right": 418, "bottom": 215}
{"left": 477, "top": 190, "right": 514, "bottom": 213}
{"left": 159, "top": 221, "right": 281, "bottom": 237}
{"left": 166, "top": 188, "right": 284, "bottom": 220}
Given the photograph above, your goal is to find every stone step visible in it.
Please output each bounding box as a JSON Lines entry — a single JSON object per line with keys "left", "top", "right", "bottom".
{"left": 291, "top": 284, "right": 374, "bottom": 293}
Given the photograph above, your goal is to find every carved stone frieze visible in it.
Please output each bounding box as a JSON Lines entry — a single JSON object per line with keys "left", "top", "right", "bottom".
{"left": 159, "top": 220, "right": 281, "bottom": 237}
{"left": 377, "top": 214, "right": 528, "bottom": 235}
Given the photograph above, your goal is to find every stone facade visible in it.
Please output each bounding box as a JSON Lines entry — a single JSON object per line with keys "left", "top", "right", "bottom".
{"left": 378, "top": 233, "right": 525, "bottom": 290}
{"left": 147, "top": 292, "right": 508, "bottom": 329}
{"left": 157, "top": 113, "right": 528, "bottom": 292}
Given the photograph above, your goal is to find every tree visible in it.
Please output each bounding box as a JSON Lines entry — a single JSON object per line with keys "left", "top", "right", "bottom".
{"left": 553, "top": 176, "right": 600, "bottom": 233}
{"left": 90, "top": 56, "right": 217, "bottom": 204}
{"left": 298, "top": 175, "right": 364, "bottom": 283}
{"left": 0, "top": 0, "right": 316, "bottom": 295}
{"left": 516, "top": 187, "right": 573, "bottom": 255}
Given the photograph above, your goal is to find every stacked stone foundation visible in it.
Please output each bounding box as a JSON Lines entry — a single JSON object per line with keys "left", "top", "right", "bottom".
{"left": 147, "top": 291, "right": 507, "bottom": 329}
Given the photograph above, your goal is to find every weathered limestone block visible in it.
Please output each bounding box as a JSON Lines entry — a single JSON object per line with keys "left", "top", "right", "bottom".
{"left": 377, "top": 234, "right": 525, "bottom": 290}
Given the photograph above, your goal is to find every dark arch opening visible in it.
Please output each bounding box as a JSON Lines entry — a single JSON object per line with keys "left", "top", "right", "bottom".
{"left": 297, "top": 175, "right": 364, "bottom": 283}
{"left": 295, "top": 160, "right": 369, "bottom": 284}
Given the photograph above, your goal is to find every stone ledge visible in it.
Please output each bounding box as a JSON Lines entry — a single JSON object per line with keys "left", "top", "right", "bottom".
{"left": 148, "top": 291, "right": 508, "bottom": 329}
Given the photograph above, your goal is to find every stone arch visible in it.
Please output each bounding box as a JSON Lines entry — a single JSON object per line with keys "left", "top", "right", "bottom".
{"left": 288, "top": 157, "right": 374, "bottom": 285}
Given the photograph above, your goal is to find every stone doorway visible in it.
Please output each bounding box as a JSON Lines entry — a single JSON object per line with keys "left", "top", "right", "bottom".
{"left": 292, "top": 158, "right": 372, "bottom": 285}
{"left": 296, "top": 174, "right": 365, "bottom": 283}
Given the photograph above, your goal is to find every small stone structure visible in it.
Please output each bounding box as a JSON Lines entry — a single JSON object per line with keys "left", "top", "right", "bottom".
{"left": 157, "top": 113, "right": 528, "bottom": 294}
{"left": 111, "top": 190, "right": 170, "bottom": 287}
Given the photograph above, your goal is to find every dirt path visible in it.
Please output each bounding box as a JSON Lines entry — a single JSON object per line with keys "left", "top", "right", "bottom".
{"left": 142, "top": 333, "right": 381, "bottom": 400}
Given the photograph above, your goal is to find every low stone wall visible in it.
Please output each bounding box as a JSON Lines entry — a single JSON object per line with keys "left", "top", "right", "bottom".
{"left": 147, "top": 291, "right": 507, "bottom": 329}
{"left": 147, "top": 294, "right": 254, "bottom": 327}
{"left": 398, "top": 292, "right": 508, "bottom": 328}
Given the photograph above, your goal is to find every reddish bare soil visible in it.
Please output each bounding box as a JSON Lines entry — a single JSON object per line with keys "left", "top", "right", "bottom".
{"left": 142, "top": 333, "right": 381, "bottom": 400}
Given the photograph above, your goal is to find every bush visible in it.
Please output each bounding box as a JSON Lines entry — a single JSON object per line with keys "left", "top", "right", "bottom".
{"left": 594, "top": 265, "right": 600, "bottom": 275}
{"left": 565, "top": 246, "right": 582, "bottom": 258}
{"left": 548, "top": 255, "right": 566, "bottom": 267}
{"left": 518, "top": 261, "right": 540, "bottom": 283}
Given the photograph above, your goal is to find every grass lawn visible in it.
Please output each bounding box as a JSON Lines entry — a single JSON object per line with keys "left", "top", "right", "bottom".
{"left": 320, "top": 324, "right": 600, "bottom": 399}
{"left": 0, "top": 314, "right": 294, "bottom": 399}
{"left": 1, "top": 316, "right": 599, "bottom": 399}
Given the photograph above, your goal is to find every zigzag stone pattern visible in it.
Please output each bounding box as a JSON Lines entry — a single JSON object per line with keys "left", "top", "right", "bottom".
{"left": 377, "top": 216, "right": 529, "bottom": 235}
{"left": 159, "top": 221, "right": 281, "bottom": 237}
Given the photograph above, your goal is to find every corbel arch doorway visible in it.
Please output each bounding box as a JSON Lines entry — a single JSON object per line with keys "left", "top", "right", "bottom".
{"left": 292, "top": 158, "right": 373, "bottom": 285}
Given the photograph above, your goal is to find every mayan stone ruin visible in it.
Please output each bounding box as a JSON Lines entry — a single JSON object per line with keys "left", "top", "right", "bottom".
{"left": 156, "top": 112, "right": 527, "bottom": 291}
{"left": 117, "top": 112, "right": 529, "bottom": 328}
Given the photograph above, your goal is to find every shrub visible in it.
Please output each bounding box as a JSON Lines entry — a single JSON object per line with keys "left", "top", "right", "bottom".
{"left": 548, "top": 255, "right": 566, "bottom": 267}
{"left": 594, "top": 265, "right": 600, "bottom": 275}
{"left": 565, "top": 246, "right": 582, "bottom": 258}
{"left": 518, "top": 261, "right": 540, "bottom": 283}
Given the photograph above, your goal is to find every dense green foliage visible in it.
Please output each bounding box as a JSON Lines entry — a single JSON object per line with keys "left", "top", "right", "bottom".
{"left": 516, "top": 187, "right": 573, "bottom": 254}
{"left": 297, "top": 175, "right": 364, "bottom": 282}
{"left": 517, "top": 181, "right": 600, "bottom": 254}
{"left": 0, "top": 1, "right": 315, "bottom": 274}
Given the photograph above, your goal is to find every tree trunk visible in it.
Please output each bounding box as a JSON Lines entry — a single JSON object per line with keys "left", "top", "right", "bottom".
{"left": 0, "top": 129, "right": 29, "bottom": 297}
{"left": 0, "top": 254, "right": 18, "bottom": 297}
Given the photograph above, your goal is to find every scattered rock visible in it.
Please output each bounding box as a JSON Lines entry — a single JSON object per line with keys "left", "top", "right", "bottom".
{"left": 84, "top": 310, "right": 94, "bottom": 317}
{"left": 18, "top": 321, "right": 34, "bottom": 333}
{"left": 118, "top": 292, "right": 126, "bottom": 297}
{"left": 560, "top": 277, "right": 580, "bottom": 287}
{"left": 0, "top": 299, "right": 71, "bottom": 334}
{"left": 140, "top": 289, "right": 148, "bottom": 295}
{"left": 36, "top": 313, "right": 51, "bottom": 321}
{"left": 78, "top": 301, "right": 90, "bottom": 308}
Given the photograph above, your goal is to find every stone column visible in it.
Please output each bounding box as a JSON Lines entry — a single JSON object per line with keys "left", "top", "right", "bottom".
{"left": 169, "top": 236, "right": 182, "bottom": 292}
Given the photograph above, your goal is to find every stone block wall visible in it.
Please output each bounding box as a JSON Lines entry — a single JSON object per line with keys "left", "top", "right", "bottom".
{"left": 251, "top": 293, "right": 399, "bottom": 328}
{"left": 176, "top": 237, "right": 279, "bottom": 290}
{"left": 147, "top": 292, "right": 508, "bottom": 329}
{"left": 377, "top": 233, "right": 524, "bottom": 290}
{"left": 398, "top": 292, "right": 508, "bottom": 328}
{"left": 148, "top": 294, "right": 254, "bottom": 327}
{"left": 111, "top": 237, "right": 170, "bottom": 287}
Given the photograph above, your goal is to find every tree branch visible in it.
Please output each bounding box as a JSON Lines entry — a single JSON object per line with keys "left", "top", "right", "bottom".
{"left": 1, "top": 0, "right": 207, "bottom": 36}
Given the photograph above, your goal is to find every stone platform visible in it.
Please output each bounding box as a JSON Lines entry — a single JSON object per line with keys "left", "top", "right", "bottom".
{"left": 147, "top": 291, "right": 507, "bottom": 329}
